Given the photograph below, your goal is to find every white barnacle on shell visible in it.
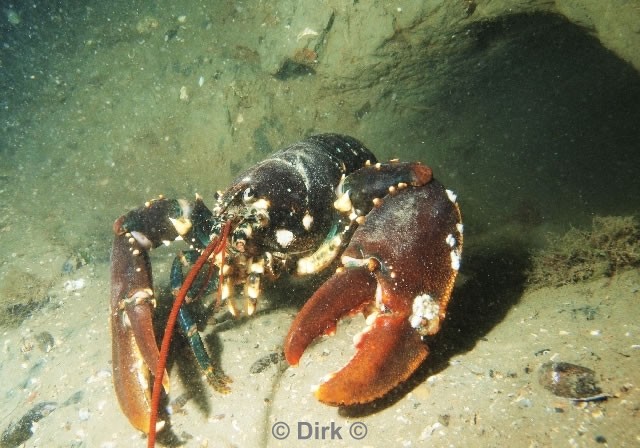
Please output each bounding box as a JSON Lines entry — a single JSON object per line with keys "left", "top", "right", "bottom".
{"left": 446, "top": 233, "right": 457, "bottom": 248}
{"left": 450, "top": 248, "right": 461, "bottom": 271}
{"left": 410, "top": 293, "right": 440, "bottom": 331}
{"left": 446, "top": 189, "right": 457, "bottom": 204}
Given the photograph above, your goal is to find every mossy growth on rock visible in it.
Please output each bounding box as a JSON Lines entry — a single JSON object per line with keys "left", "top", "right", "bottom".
{"left": 528, "top": 216, "right": 640, "bottom": 288}
{"left": 0, "top": 269, "right": 52, "bottom": 328}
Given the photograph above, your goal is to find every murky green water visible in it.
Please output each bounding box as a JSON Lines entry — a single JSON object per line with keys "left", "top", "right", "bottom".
{"left": 1, "top": 1, "right": 639, "bottom": 447}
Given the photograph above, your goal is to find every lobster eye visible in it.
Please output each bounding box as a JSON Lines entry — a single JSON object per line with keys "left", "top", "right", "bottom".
{"left": 243, "top": 187, "right": 255, "bottom": 203}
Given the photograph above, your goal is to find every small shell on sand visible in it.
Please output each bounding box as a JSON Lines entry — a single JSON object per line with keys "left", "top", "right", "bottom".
{"left": 136, "top": 16, "right": 159, "bottom": 35}
{"left": 538, "top": 361, "right": 601, "bottom": 399}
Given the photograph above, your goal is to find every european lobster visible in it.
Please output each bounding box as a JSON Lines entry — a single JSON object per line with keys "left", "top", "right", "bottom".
{"left": 109, "top": 134, "right": 463, "bottom": 445}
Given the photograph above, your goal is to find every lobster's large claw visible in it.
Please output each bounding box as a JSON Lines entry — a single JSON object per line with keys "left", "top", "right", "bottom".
{"left": 284, "top": 179, "right": 462, "bottom": 406}
{"left": 110, "top": 220, "right": 169, "bottom": 433}
{"left": 284, "top": 266, "right": 428, "bottom": 404}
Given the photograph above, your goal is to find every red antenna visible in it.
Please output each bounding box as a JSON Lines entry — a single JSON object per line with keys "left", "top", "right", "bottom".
{"left": 147, "top": 220, "right": 234, "bottom": 447}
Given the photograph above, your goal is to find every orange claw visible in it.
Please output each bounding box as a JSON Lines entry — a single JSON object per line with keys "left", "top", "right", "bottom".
{"left": 284, "top": 179, "right": 462, "bottom": 405}
{"left": 315, "top": 315, "right": 428, "bottom": 405}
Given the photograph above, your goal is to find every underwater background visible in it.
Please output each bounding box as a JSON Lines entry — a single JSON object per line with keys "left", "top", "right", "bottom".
{"left": 1, "top": 1, "right": 639, "bottom": 446}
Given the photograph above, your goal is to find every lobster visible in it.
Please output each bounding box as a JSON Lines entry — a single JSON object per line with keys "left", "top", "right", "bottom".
{"left": 109, "top": 134, "right": 463, "bottom": 444}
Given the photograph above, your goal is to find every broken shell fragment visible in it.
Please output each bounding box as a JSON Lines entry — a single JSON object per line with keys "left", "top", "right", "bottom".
{"left": 538, "top": 361, "right": 602, "bottom": 399}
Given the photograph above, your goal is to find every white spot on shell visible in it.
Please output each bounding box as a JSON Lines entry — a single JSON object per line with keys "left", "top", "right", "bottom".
{"left": 341, "top": 255, "right": 368, "bottom": 268}
{"left": 353, "top": 322, "right": 374, "bottom": 346}
{"left": 319, "top": 372, "right": 335, "bottom": 384}
{"left": 275, "top": 229, "right": 294, "bottom": 248}
{"left": 247, "top": 284, "right": 259, "bottom": 300}
{"left": 130, "top": 231, "right": 153, "bottom": 249}
{"left": 375, "top": 282, "right": 383, "bottom": 309}
{"left": 252, "top": 198, "right": 270, "bottom": 210}
{"left": 169, "top": 216, "right": 193, "bottom": 236}
{"left": 302, "top": 212, "right": 313, "bottom": 230}
{"left": 297, "top": 258, "right": 314, "bottom": 275}
{"left": 446, "top": 189, "right": 457, "bottom": 203}
{"left": 135, "top": 357, "right": 149, "bottom": 389}
{"left": 333, "top": 191, "right": 352, "bottom": 213}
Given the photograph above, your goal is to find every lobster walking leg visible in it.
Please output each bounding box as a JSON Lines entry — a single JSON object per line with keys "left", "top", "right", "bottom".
{"left": 169, "top": 250, "right": 232, "bottom": 392}
{"left": 147, "top": 221, "right": 233, "bottom": 448}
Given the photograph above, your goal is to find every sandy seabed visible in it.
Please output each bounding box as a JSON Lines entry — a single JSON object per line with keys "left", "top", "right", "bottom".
{"left": 1, "top": 1, "right": 639, "bottom": 447}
